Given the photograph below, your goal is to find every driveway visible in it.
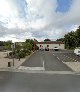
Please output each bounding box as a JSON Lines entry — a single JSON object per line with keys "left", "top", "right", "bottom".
{"left": 21, "top": 50, "right": 72, "bottom": 71}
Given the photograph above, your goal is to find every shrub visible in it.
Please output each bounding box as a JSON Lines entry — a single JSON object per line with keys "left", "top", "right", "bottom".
{"left": 20, "top": 51, "right": 26, "bottom": 58}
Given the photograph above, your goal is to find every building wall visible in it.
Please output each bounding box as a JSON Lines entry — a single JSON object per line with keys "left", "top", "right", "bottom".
{"left": 0, "top": 46, "right": 5, "bottom": 51}
{"left": 36, "top": 44, "right": 64, "bottom": 50}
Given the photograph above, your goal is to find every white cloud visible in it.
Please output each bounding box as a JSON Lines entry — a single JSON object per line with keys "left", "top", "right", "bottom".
{"left": 0, "top": 0, "right": 80, "bottom": 42}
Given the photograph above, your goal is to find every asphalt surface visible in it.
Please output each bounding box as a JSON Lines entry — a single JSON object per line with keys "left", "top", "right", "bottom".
{"left": 22, "top": 51, "right": 43, "bottom": 67}
{"left": 53, "top": 50, "right": 80, "bottom": 62}
{"left": 22, "top": 50, "right": 72, "bottom": 71}
{"left": 1, "top": 50, "right": 80, "bottom": 92}
{"left": 0, "top": 71, "right": 80, "bottom": 92}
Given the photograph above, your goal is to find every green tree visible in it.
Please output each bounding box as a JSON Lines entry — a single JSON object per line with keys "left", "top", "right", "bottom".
{"left": 4, "top": 40, "right": 12, "bottom": 50}
{"left": 64, "top": 31, "right": 76, "bottom": 49}
{"left": 15, "top": 44, "right": 21, "bottom": 52}
{"left": 25, "top": 39, "right": 38, "bottom": 51}
{"left": 23, "top": 42, "right": 32, "bottom": 51}
{"left": 44, "top": 39, "right": 51, "bottom": 41}
{"left": 56, "top": 26, "right": 80, "bottom": 49}
{"left": 75, "top": 26, "right": 80, "bottom": 47}
{"left": 25, "top": 39, "right": 34, "bottom": 50}
{"left": 56, "top": 38, "right": 64, "bottom": 42}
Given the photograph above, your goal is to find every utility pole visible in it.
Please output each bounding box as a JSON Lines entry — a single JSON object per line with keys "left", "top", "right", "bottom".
{"left": 11, "top": 43, "right": 15, "bottom": 66}
{"left": 12, "top": 44, "right": 14, "bottom": 66}
{"left": 34, "top": 39, "right": 36, "bottom": 51}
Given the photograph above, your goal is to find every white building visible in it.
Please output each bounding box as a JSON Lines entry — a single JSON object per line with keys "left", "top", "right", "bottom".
{"left": 36, "top": 41, "right": 65, "bottom": 50}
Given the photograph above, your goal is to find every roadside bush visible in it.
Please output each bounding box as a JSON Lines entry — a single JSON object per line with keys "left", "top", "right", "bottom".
{"left": 21, "top": 49, "right": 31, "bottom": 56}
{"left": 19, "top": 51, "right": 26, "bottom": 58}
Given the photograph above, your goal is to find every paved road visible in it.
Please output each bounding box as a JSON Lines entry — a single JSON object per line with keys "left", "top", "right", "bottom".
{"left": 0, "top": 71, "right": 80, "bottom": 92}
{"left": 21, "top": 51, "right": 72, "bottom": 71}
{"left": 1, "top": 50, "right": 80, "bottom": 92}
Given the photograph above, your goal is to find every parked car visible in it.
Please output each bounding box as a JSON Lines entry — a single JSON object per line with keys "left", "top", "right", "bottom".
{"left": 45, "top": 47, "right": 49, "bottom": 51}
{"left": 74, "top": 47, "right": 80, "bottom": 56}
{"left": 54, "top": 47, "right": 59, "bottom": 51}
{"left": 40, "top": 48, "right": 44, "bottom": 51}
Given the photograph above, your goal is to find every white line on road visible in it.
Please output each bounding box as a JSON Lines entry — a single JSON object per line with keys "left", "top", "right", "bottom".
{"left": 53, "top": 54, "right": 55, "bottom": 56}
{"left": 41, "top": 57, "right": 45, "bottom": 70}
{"left": 61, "top": 61, "right": 64, "bottom": 63}
{"left": 43, "top": 60, "right": 44, "bottom": 68}
{"left": 57, "top": 57, "right": 60, "bottom": 60}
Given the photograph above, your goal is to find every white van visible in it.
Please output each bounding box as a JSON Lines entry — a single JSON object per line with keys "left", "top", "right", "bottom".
{"left": 74, "top": 47, "right": 80, "bottom": 56}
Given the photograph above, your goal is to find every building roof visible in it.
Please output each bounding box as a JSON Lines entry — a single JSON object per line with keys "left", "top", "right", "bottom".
{"left": 36, "top": 41, "right": 64, "bottom": 44}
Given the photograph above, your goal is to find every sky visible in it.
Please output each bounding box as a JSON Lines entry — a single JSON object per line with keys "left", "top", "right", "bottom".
{"left": 0, "top": 0, "right": 80, "bottom": 42}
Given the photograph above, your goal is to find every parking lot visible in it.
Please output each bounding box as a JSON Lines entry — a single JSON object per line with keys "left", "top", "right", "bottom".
{"left": 52, "top": 50, "right": 80, "bottom": 62}
{"left": 51, "top": 50, "right": 80, "bottom": 72}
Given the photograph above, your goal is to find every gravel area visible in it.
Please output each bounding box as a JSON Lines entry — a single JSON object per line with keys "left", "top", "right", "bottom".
{"left": 0, "top": 51, "right": 32, "bottom": 69}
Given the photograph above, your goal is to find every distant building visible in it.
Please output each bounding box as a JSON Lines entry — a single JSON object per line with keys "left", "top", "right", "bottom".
{"left": 0, "top": 41, "right": 4, "bottom": 50}
{"left": 36, "top": 41, "right": 65, "bottom": 50}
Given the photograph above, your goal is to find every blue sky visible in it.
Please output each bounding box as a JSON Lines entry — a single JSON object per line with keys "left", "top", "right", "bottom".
{"left": 57, "top": 0, "right": 72, "bottom": 13}
{"left": 0, "top": 0, "right": 79, "bottom": 42}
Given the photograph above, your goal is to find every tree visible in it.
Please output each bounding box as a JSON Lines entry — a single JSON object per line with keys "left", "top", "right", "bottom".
{"left": 23, "top": 42, "right": 32, "bottom": 51}
{"left": 15, "top": 44, "right": 21, "bottom": 52}
{"left": 44, "top": 39, "right": 51, "bottom": 41}
{"left": 25, "top": 39, "right": 34, "bottom": 50}
{"left": 4, "top": 40, "right": 12, "bottom": 50}
{"left": 75, "top": 26, "right": 80, "bottom": 47}
{"left": 64, "top": 26, "right": 80, "bottom": 49}
{"left": 64, "top": 31, "right": 76, "bottom": 49}
{"left": 25, "top": 39, "right": 38, "bottom": 51}
{"left": 56, "top": 38, "right": 64, "bottom": 42}
{"left": 55, "top": 26, "right": 80, "bottom": 49}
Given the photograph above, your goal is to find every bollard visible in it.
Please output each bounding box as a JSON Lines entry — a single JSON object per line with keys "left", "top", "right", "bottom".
{"left": 8, "top": 62, "right": 11, "bottom": 67}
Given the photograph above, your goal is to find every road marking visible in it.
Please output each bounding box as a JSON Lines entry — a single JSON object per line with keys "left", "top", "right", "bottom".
{"left": 53, "top": 54, "right": 55, "bottom": 56}
{"left": 56, "top": 56, "right": 65, "bottom": 63}
{"left": 61, "top": 60, "right": 64, "bottom": 63}
{"left": 57, "top": 57, "right": 60, "bottom": 60}
{"left": 43, "top": 60, "right": 44, "bottom": 68}
{"left": 41, "top": 57, "right": 45, "bottom": 69}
